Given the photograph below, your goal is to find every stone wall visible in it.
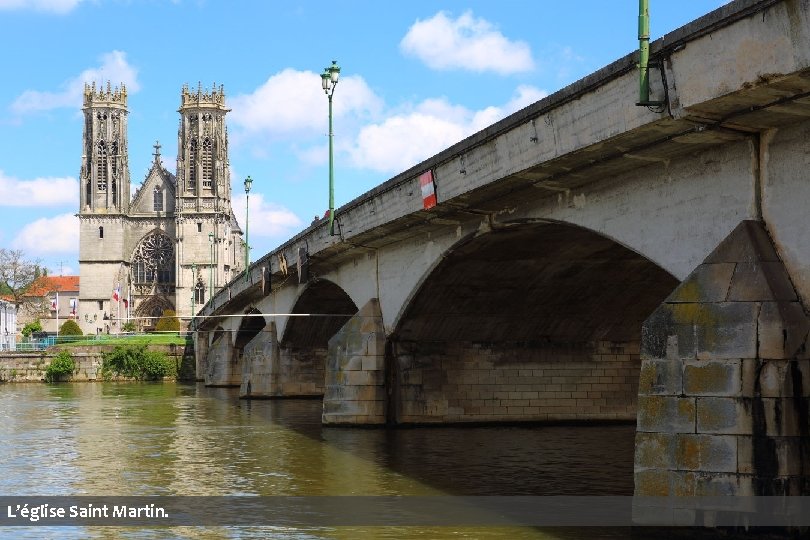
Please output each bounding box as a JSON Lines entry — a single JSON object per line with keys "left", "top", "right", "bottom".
{"left": 634, "top": 220, "right": 810, "bottom": 501}
{"left": 0, "top": 344, "right": 194, "bottom": 383}
{"left": 392, "top": 340, "right": 640, "bottom": 423}
{"left": 0, "top": 352, "right": 103, "bottom": 382}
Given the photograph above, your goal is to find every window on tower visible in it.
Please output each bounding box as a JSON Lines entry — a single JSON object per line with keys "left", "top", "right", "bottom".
{"left": 153, "top": 187, "right": 163, "bottom": 211}
{"left": 202, "top": 137, "right": 213, "bottom": 189}
{"left": 195, "top": 279, "right": 205, "bottom": 304}
{"left": 188, "top": 138, "right": 198, "bottom": 191}
{"left": 96, "top": 141, "right": 108, "bottom": 191}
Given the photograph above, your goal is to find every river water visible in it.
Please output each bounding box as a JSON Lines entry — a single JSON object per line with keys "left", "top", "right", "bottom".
{"left": 0, "top": 382, "right": 638, "bottom": 539}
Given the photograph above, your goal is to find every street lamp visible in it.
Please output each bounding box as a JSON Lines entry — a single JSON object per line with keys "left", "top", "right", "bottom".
{"left": 208, "top": 232, "right": 214, "bottom": 302}
{"left": 321, "top": 60, "right": 340, "bottom": 235}
{"left": 191, "top": 262, "right": 197, "bottom": 321}
{"left": 244, "top": 175, "right": 252, "bottom": 281}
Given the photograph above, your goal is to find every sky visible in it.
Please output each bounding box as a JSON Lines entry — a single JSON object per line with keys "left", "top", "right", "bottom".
{"left": 0, "top": 0, "right": 732, "bottom": 277}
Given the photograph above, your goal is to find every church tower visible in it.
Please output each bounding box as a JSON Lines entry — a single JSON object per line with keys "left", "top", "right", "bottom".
{"left": 80, "top": 82, "right": 130, "bottom": 213}
{"left": 77, "top": 83, "right": 131, "bottom": 334}
{"left": 175, "top": 83, "right": 244, "bottom": 319}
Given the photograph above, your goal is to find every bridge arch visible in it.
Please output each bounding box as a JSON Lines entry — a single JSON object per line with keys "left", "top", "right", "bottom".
{"left": 389, "top": 219, "right": 679, "bottom": 423}
{"left": 281, "top": 279, "right": 358, "bottom": 348}
{"left": 276, "top": 279, "right": 359, "bottom": 397}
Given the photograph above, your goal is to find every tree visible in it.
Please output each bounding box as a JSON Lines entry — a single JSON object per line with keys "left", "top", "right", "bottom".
{"left": 60, "top": 319, "right": 83, "bottom": 336}
{"left": 0, "top": 249, "right": 40, "bottom": 310}
{"left": 154, "top": 309, "right": 180, "bottom": 332}
{"left": 21, "top": 319, "right": 42, "bottom": 338}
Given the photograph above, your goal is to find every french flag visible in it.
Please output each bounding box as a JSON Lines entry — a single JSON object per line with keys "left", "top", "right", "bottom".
{"left": 112, "top": 283, "right": 121, "bottom": 302}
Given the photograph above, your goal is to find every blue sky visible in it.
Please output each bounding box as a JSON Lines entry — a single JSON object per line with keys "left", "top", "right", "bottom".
{"left": 0, "top": 0, "right": 730, "bottom": 276}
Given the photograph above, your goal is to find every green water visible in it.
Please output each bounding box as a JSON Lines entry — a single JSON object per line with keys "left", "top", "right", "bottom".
{"left": 0, "top": 382, "right": 637, "bottom": 539}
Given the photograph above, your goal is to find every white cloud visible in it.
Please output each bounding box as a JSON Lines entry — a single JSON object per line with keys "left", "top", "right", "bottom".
{"left": 400, "top": 11, "right": 534, "bottom": 74}
{"left": 229, "top": 69, "right": 382, "bottom": 138}
{"left": 0, "top": 0, "right": 82, "bottom": 13}
{"left": 12, "top": 213, "right": 79, "bottom": 255}
{"left": 232, "top": 193, "right": 303, "bottom": 238}
{"left": 0, "top": 170, "right": 78, "bottom": 206}
{"left": 350, "top": 85, "right": 547, "bottom": 173}
{"left": 11, "top": 50, "right": 139, "bottom": 115}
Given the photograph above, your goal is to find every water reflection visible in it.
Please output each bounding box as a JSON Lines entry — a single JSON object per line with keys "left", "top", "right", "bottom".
{"left": 0, "top": 383, "right": 638, "bottom": 539}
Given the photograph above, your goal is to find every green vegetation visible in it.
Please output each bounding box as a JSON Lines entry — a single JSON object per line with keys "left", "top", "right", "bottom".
{"left": 59, "top": 319, "right": 83, "bottom": 336}
{"left": 45, "top": 351, "right": 76, "bottom": 383}
{"left": 121, "top": 321, "right": 137, "bottom": 332}
{"left": 62, "top": 333, "right": 188, "bottom": 347}
{"left": 101, "top": 345, "right": 177, "bottom": 381}
{"left": 155, "top": 309, "right": 180, "bottom": 332}
{"left": 21, "top": 320, "right": 42, "bottom": 338}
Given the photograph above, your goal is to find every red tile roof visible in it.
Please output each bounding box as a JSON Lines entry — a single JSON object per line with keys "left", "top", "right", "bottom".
{"left": 24, "top": 276, "right": 80, "bottom": 297}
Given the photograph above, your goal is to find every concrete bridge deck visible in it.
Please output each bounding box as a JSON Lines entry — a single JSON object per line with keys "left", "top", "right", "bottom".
{"left": 195, "top": 0, "right": 810, "bottom": 501}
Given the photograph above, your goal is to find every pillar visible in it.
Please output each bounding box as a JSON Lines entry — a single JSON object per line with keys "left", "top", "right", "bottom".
{"left": 322, "top": 298, "right": 387, "bottom": 425}
{"left": 240, "top": 321, "right": 281, "bottom": 398}
{"left": 635, "top": 220, "right": 810, "bottom": 503}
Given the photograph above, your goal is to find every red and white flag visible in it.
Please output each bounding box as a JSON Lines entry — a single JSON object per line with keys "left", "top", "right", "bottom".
{"left": 112, "top": 283, "right": 121, "bottom": 302}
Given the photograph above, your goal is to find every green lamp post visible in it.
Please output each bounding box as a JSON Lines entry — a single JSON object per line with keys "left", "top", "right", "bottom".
{"left": 208, "top": 232, "right": 214, "bottom": 301}
{"left": 244, "top": 175, "right": 252, "bottom": 281}
{"left": 320, "top": 60, "right": 340, "bottom": 235}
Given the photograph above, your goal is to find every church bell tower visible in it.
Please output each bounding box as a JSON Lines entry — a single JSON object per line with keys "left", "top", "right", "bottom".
{"left": 80, "top": 82, "right": 130, "bottom": 214}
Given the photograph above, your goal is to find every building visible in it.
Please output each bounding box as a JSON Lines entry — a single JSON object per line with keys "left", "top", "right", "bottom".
{"left": 0, "top": 298, "right": 16, "bottom": 351}
{"left": 78, "top": 82, "right": 244, "bottom": 334}
{"left": 16, "top": 275, "right": 80, "bottom": 334}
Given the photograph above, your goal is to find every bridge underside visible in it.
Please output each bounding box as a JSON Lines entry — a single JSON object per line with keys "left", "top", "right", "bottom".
{"left": 389, "top": 222, "right": 678, "bottom": 423}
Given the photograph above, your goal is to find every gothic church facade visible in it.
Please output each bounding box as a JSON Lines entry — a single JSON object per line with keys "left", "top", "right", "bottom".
{"left": 77, "top": 82, "right": 244, "bottom": 334}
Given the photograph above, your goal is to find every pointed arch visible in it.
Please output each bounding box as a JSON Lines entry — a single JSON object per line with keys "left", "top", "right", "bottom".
{"left": 96, "top": 140, "right": 108, "bottom": 191}
{"left": 188, "top": 137, "right": 198, "bottom": 191}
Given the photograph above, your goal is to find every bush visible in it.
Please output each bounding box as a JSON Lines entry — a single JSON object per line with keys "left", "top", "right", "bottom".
{"left": 22, "top": 320, "right": 42, "bottom": 338}
{"left": 59, "top": 319, "right": 83, "bottom": 336}
{"left": 45, "top": 351, "right": 76, "bottom": 382}
{"left": 121, "top": 321, "right": 136, "bottom": 332}
{"left": 102, "top": 345, "right": 177, "bottom": 381}
{"left": 154, "top": 310, "right": 180, "bottom": 332}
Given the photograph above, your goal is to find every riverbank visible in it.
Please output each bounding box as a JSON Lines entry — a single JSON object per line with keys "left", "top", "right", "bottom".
{"left": 0, "top": 343, "right": 195, "bottom": 382}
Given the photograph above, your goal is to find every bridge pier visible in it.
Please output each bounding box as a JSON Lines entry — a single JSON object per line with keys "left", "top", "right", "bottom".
{"left": 204, "top": 328, "right": 241, "bottom": 387}
{"left": 635, "top": 220, "right": 810, "bottom": 502}
{"left": 239, "top": 322, "right": 327, "bottom": 398}
{"left": 322, "top": 299, "right": 387, "bottom": 425}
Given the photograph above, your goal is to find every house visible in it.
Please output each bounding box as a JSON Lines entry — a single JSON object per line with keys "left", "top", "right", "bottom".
{"left": 17, "top": 275, "right": 80, "bottom": 334}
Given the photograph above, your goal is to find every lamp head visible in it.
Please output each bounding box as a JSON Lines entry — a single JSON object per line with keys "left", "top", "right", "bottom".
{"left": 244, "top": 175, "right": 253, "bottom": 194}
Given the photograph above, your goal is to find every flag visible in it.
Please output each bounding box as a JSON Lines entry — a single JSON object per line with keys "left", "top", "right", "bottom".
{"left": 112, "top": 283, "right": 120, "bottom": 302}
{"left": 50, "top": 297, "right": 58, "bottom": 311}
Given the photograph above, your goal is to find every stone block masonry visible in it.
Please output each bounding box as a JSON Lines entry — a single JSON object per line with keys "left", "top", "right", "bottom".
{"left": 391, "top": 339, "right": 641, "bottom": 423}
{"left": 635, "top": 220, "right": 810, "bottom": 499}
{"left": 322, "top": 299, "right": 387, "bottom": 425}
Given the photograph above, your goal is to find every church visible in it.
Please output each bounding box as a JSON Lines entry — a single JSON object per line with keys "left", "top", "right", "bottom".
{"left": 77, "top": 82, "right": 245, "bottom": 334}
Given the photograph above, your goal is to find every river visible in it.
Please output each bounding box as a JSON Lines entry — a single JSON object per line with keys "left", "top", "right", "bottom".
{"left": 0, "top": 382, "right": 639, "bottom": 539}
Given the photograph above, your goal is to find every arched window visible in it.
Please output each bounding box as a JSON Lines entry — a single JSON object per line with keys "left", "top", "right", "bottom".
{"left": 96, "top": 141, "right": 108, "bottom": 191}
{"left": 153, "top": 187, "right": 163, "bottom": 211}
{"left": 131, "top": 232, "right": 175, "bottom": 285}
{"left": 202, "top": 137, "right": 213, "bottom": 189}
{"left": 188, "top": 138, "right": 198, "bottom": 191}
{"left": 194, "top": 279, "right": 205, "bottom": 304}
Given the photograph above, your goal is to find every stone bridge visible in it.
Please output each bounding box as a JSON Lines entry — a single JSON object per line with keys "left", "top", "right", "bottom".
{"left": 195, "top": 0, "right": 810, "bottom": 498}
